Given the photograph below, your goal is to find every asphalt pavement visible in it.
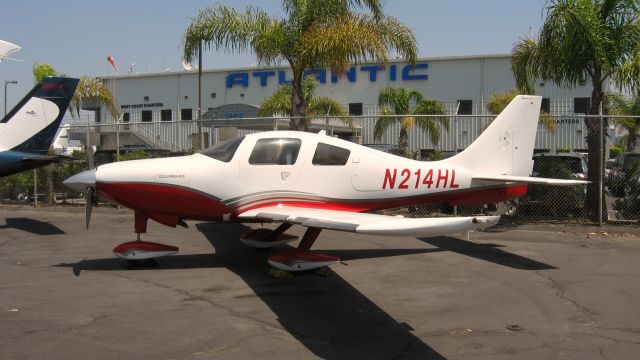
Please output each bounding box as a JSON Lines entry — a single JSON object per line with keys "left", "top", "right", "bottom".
{"left": 1, "top": 206, "right": 639, "bottom": 359}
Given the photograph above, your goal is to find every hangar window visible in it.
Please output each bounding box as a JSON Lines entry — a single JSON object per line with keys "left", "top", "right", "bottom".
{"left": 161, "top": 109, "right": 172, "bottom": 121}
{"left": 349, "top": 103, "right": 363, "bottom": 116}
{"left": 249, "top": 138, "right": 302, "bottom": 165}
{"left": 313, "top": 143, "right": 350, "bottom": 165}
{"left": 199, "top": 136, "right": 245, "bottom": 162}
{"left": 457, "top": 100, "right": 472, "bottom": 115}
{"left": 122, "top": 112, "right": 130, "bottom": 122}
{"left": 141, "top": 110, "right": 152, "bottom": 122}
{"left": 574, "top": 97, "right": 591, "bottom": 114}
{"left": 181, "top": 108, "right": 192, "bottom": 121}
{"left": 541, "top": 98, "right": 550, "bottom": 113}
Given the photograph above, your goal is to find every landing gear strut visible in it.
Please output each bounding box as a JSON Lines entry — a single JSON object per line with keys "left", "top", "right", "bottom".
{"left": 267, "top": 227, "right": 340, "bottom": 272}
{"left": 240, "top": 223, "right": 299, "bottom": 248}
{"left": 113, "top": 211, "right": 178, "bottom": 265}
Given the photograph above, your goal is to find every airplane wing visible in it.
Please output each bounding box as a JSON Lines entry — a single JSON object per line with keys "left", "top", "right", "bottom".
{"left": 473, "top": 174, "right": 589, "bottom": 185}
{"left": 238, "top": 205, "right": 499, "bottom": 236}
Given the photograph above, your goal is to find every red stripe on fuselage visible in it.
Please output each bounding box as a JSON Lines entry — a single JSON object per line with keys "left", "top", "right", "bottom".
{"left": 97, "top": 182, "right": 528, "bottom": 221}
{"left": 97, "top": 183, "right": 232, "bottom": 221}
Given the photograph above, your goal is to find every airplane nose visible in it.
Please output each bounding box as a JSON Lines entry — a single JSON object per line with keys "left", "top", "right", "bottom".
{"left": 63, "top": 169, "right": 96, "bottom": 192}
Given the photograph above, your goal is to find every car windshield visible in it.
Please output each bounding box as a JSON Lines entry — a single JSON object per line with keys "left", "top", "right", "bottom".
{"left": 533, "top": 156, "right": 584, "bottom": 175}
{"left": 622, "top": 154, "right": 640, "bottom": 171}
{"left": 199, "top": 136, "right": 245, "bottom": 162}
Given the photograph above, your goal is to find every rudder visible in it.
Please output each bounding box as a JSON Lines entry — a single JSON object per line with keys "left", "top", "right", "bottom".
{"left": 447, "top": 95, "right": 542, "bottom": 177}
{"left": 0, "top": 77, "right": 79, "bottom": 154}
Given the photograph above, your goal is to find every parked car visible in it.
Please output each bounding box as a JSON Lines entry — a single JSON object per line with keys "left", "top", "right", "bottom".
{"left": 363, "top": 144, "right": 407, "bottom": 157}
{"left": 518, "top": 153, "right": 587, "bottom": 217}
{"left": 608, "top": 152, "right": 640, "bottom": 197}
{"left": 531, "top": 152, "right": 588, "bottom": 179}
{"left": 606, "top": 158, "right": 617, "bottom": 182}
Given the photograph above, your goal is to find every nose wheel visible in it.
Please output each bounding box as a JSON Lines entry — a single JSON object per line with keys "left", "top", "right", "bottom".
{"left": 113, "top": 212, "right": 179, "bottom": 268}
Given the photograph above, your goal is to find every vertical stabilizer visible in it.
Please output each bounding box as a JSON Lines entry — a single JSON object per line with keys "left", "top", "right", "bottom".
{"left": 0, "top": 77, "right": 79, "bottom": 154}
{"left": 448, "top": 95, "right": 542, "bottom": 176}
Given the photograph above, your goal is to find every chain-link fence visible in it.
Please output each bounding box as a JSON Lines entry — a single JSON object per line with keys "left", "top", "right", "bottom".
{"left": 1, "top": 111, "right": 638, "bottom": 225}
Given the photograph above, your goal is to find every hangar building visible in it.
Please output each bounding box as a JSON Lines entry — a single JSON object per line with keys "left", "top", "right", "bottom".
{"left": 83, "top": 54, "right": 599, "bottom": 152}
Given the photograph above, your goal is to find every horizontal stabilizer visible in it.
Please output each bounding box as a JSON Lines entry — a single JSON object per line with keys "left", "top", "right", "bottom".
{"left": 473, "top": 174, "right": 589, "bottom": 185}
{"left": 21, "top": 154, "right": 69, "bottom": 163}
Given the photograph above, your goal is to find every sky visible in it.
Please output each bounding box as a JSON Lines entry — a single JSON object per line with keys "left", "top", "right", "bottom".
{"left": 0, "top": 0, "right": 548, "bottom": 111}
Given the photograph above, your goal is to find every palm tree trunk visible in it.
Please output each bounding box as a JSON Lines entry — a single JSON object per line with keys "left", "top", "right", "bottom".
{"left": 290, "top": 69, "right": 307, "bottom": 131}
{"left": 44, "top": 166, "right": 54, "bottom": 205}
{"left": 399, "top": 126, "right": 409, "bottom": 148}
{"left": 585, "top": 75, "right": 606, "bottom": 222}
{"left": 628, "top": 124, "right": 638, "bottom": 152}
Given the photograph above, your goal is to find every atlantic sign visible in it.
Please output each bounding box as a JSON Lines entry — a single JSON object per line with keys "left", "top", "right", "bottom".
{"left": 225, "top": 63, "right": 428, "bottom": 88}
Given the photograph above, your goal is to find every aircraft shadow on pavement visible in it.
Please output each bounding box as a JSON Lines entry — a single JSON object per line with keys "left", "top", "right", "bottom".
{"left": 0, "top": 217, "right": 66, "bottom": 235}
{"left": 55, "top": 253, "right": 226, "bottom": 276}
{"left": 195, "top": 222, "right": 448, "bottom": 360}
{"left": 54, "top": 222, "right": 461, "bottom": 359}
{"left": 418, "top": 236, "right": 556, "bottom": 270}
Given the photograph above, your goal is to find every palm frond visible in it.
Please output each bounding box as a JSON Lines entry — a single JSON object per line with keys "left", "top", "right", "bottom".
{"left": 308, "top": 97, "right": 352, "bottom": 127}
{"left": 70, "top": 77, "right": 118, "bottom": 119}
{"left": 298, "top": 13, "right": 417, "bottom": 73}
{"left": 511, "top": 38, "right": 541, "bottom": 94}
{"left": 308, "top": 97, "right": 347, "bottom": 116}
{"left": 182, "top": 5, "right": 276, "bottom": 63}
{"left": 539, "top": 112, "right": 558, "bottom": 133}
{"left": 252, "top": 20, "right": 290, "bottom": 64}
{"left": 487, "top": 89, "right": 521, "bottom": 114}
{"left": 378, "top": 87, "right": 422, "bottom": 115}
{"left": 258, "top": 84, "right": 293, "bottom": 116}
{"left": 373, "top": 108, "right": 396, "bottom": 141}
{"left": 400, "top": 115, "right": 415, "bottom": 130}
{"left": 413, "top": 98, "right": 449, "bottom": 145}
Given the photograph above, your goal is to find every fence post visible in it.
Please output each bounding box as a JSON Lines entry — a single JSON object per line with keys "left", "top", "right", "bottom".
{"left": 32, "top": 169, "right": 37, "bottom": 208}
{"left": 116, "top": 116, "right": 120, "bottom": 162}
{"left": 598, "top": 102, "right": 604, "bottom": 225}
{"left": 453, "top": 102, "right": 461, "bottom": 216}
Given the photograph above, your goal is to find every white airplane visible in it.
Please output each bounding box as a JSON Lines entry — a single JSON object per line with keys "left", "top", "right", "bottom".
{"left": 64, "top": 96, "right": 586, "bottom": 272}
{"left": 0, "top": 40, "right": 22, "bottom": 62}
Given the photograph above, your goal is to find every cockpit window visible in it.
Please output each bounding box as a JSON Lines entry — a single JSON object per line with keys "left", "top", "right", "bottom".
{"left": 199, "top": 136, "right": 245, "bottom": 162}
{"left": 312, "top": 142, "right": 350, "bottom": 165}
{"left": 249, "top": 138, "right": 301, "bottom": 165}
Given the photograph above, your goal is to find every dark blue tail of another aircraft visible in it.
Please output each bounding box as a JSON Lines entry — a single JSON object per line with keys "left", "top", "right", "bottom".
{"left": 0, "top": 77, "right": 79, "bottom": 154}
{"left": 0, "top": 77, "right": 79, "bottom": 177}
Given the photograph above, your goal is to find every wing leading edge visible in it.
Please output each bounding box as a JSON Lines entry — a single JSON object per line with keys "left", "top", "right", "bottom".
{"left": 239, "top": 205, "right": 499, "bottom": 237}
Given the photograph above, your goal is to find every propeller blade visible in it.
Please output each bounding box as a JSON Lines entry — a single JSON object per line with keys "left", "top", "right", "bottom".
{"left": 85, "top": 187, "right": 94, "bottom": 229}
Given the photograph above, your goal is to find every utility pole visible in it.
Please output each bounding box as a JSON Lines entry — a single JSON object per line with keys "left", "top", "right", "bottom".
{"left": 198, "top": 40, "right": 204, "bottom": 150}
{"left": 4, "top": 79, "right": 17, "bottom": 116}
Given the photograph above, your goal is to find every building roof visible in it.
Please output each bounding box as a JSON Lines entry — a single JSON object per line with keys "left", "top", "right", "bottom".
{"left": 102, "top": 53, "right": 512, "bottom": 80}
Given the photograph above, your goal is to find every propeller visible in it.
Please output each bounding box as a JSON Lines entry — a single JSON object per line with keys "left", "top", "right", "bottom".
{"left": 85, "top": 186, "right": 96, "bottom": 229}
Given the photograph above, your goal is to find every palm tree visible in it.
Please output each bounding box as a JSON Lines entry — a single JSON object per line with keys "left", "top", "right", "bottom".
{"left": 607, "top": 93, "right": 640, "bottom": 152}
{"left": 374, "top": 87, "right": 448, "bottom": 148}
{"left": 69, "top": 77, "right": 119, "bottom": 120}
{"left": 487, "top": 90, "right": 557, "bottom": 133}
{"left": 182, "top": 1, "right": 417, "bottom": 131}
{"left": 69, "top": 77, "right": 119, "bottom": 169}
{"left": 511, "top": 0, "right": 640, "bottom": 220}
{"left": 32, "top": 63, "right": 58, "bottom": 83}
{"left": 259, "top": 76, "right": 349, "bottom": 122}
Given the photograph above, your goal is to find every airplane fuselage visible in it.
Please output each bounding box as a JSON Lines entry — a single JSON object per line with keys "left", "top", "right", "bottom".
{"left": 89, "top": 131, "right": 527, "bottom": 228}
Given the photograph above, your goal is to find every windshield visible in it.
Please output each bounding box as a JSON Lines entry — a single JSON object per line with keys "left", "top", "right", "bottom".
{"left": 622, "top": 154, "right": 640, "bottom": 171}
{"left": 533, "top": 156, "right": 584, "bottom": 175}
{"left": 199, "top": 136, "right": 245, "bottom": 162}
